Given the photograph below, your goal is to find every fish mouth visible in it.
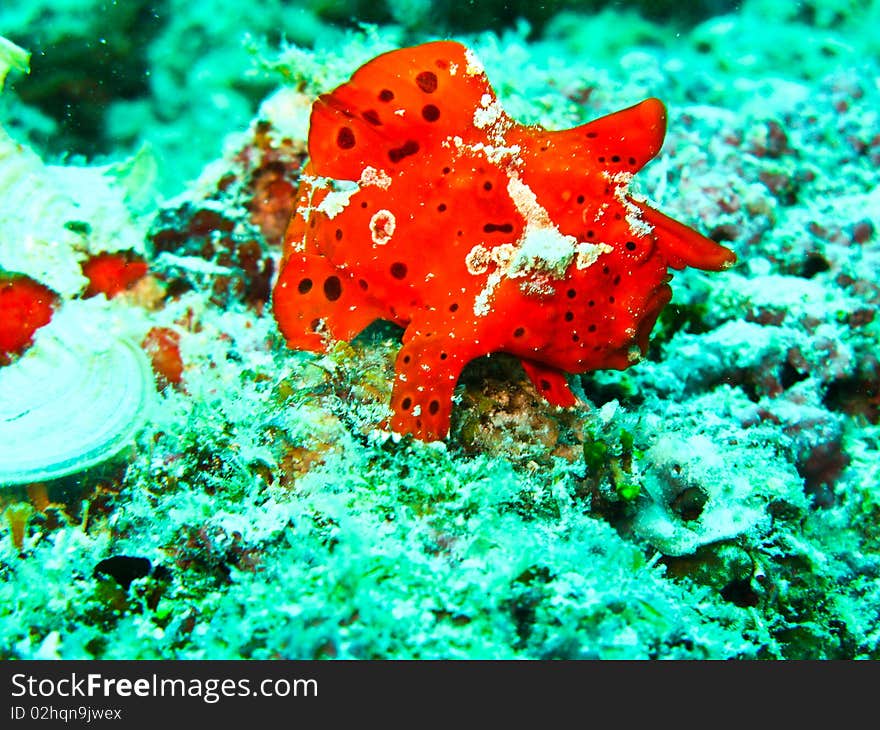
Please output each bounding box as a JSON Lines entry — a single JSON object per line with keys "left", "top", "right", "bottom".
{"left": 594, "top": 281, "right": 671, "bottom": 371}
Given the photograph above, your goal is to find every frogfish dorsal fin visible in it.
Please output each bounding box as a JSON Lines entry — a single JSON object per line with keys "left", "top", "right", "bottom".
{"left": 512, "top": 97, "right": 668, "bottom": 177}
{"left": 578, "top": 97, "right": 667, "bottom": 174}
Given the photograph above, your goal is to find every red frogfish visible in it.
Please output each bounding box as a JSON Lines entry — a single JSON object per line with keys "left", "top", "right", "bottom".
{"left": 272, "top": 40, "right": 735, "bottom": 441}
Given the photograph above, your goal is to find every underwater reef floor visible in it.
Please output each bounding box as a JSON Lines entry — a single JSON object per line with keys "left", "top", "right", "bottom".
{"left": 1, "top": 1, "right": 879, "bottom": 659}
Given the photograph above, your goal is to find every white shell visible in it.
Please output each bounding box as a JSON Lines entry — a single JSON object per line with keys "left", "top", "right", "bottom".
{"left": 0, "top": 302, "right": 154, "bottom": 485}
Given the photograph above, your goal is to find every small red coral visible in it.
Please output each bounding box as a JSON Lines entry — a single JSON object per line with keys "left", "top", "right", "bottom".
{"left": 81, "top": 251, "right": 148, "bottom": 298}
{"left": 0, "top": 272, "right": 58, "bottom": 366}
{"left": 141, "top": 326, "right": 184, "bottom": 388}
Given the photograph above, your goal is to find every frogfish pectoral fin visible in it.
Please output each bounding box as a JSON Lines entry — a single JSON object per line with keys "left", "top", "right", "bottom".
{"left": 389, "top": 317, "right": 499, "bottom": 441}
{"left": 273, "top": 252, "right": 384, "bottom": 352}
{"left": 520, "top": 358, "right": 578, "bottom": 407}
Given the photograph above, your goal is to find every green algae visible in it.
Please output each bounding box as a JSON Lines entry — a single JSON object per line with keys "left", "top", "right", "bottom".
{"left": 0, "top": 36, "right": 29, "bottom": 91}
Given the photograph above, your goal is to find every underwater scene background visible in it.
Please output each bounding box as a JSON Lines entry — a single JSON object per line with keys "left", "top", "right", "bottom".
{"left": 0, "top": 0, "right": 878, "bottom": 659}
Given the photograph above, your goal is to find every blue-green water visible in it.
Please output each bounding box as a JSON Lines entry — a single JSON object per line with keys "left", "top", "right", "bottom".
{"left": 0, "top": 0, "right": 878, "bottom": 659}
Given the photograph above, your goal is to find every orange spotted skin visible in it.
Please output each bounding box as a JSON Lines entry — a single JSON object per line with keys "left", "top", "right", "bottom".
{"left": 272, "top": 41, "right": 736, "bottom": 441}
